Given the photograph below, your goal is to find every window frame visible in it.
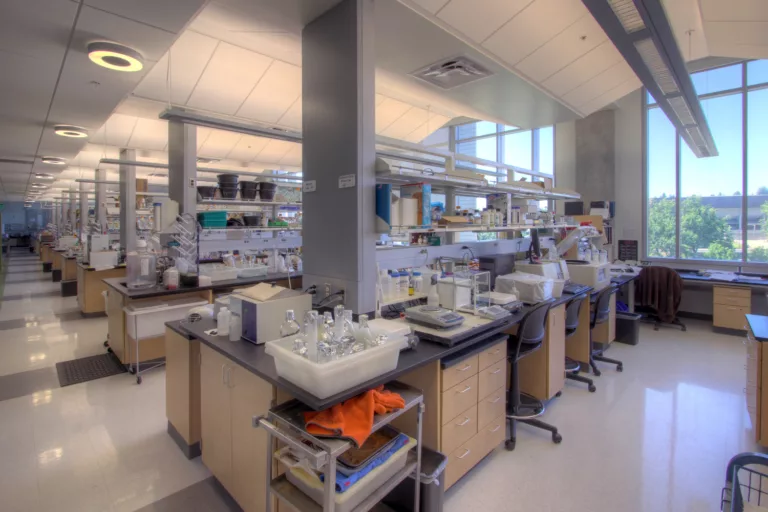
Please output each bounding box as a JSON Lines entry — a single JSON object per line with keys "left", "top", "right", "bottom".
{"left": 642, "top": 60, "right": 768, "bottom": 268}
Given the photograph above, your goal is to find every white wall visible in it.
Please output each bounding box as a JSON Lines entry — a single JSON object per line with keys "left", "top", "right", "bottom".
{"left": 613, "top": 89, "right": 644, "bottom": 257}
{"left": 554, "top": 120, "right": 576, "bottom": 215}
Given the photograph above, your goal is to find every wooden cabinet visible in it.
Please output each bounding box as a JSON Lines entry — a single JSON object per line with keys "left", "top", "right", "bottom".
{"left": 441, "top": 374, "right": 478, "bottom": 422}
{"left": 165, "top": 327, "right": 201, "bottom": 456}
{"left": 714, "top": 286, "right": 751, "bottom": 331}
{"left": 199, "top": 344, "right": 274, "bottom": 512}
{"left": 591, "top": 294, "right": 616, "bottom": 344}
{"left": 518, "top": 304, "right": 566, "bottom": 401}
{"left": 746, "top": 328, "right": 768, "bottom": 447}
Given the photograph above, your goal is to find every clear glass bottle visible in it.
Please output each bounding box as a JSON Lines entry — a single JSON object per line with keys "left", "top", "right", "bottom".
{"left": 303, "top": 311, "right": 319, "bottom": 362}
{"left": 281, "top": 310, "right": 301, "bottom": 337}
{"left": 357, "top": 314, "right": 375, "bottom": 349}
{"left": 126, "top": 239, "right": 157, "bottom": 289}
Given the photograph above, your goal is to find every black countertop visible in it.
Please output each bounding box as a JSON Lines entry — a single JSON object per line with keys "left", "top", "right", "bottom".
{"left": 747, "top": 315, "right": 768, "bottom": 342}
{"left": 104, "top": 271, "right": 302, "bottom": 299}
{"left": 78, "top": 262, "right": 126, "bottom": 272}
{"left": 168, "top": 316, "right": 518, "bottom": 411}
{"left": 678, "top": 271, "right": 768, "bottom": 288}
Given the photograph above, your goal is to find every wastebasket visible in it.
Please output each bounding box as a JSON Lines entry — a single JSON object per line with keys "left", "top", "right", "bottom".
{"left": 384, "top": 447, "right": 447, "bottom": 512}
{"left": 615, "top": 312, "right": 642, "bottom": 345}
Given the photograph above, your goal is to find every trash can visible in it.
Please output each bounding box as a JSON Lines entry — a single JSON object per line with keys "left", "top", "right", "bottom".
{"left": 615, "top": 312, "right": 642, "bottom": 345}
{"left": 384, "top": 447, "right": 447, "bottom": 512}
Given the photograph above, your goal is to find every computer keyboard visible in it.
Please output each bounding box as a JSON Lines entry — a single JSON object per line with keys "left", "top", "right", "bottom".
{"left": 562, "top": 283, "right": 592, "bottom": 295}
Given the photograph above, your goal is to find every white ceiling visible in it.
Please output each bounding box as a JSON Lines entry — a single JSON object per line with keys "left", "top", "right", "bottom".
{"left": 700, "top": 0, "right": 768, "bottom": 59}
{"left": 0, "top": 0, "right": 205, "bottom": 201}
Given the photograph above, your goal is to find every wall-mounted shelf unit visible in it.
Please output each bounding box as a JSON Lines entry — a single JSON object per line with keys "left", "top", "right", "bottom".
{"left": 197, "top": 200, "right": 302, "bottom": 207}
{"left": 388, "top": 223, "right": 576, "bottom": 236}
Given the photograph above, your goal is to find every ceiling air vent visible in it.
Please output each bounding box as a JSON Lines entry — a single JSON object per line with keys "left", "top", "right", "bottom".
{"left": 410, "top": 56, "right": 493, "bottom": 90}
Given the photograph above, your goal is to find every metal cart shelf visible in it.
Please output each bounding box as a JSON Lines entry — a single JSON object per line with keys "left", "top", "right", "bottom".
{"left": 722, "top": 452, "right": 768, "bottom": 511}
{"left": 254, "top": 381, "right": 424, "bottom": 512}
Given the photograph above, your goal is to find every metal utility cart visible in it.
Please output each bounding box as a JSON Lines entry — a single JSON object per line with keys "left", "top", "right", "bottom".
{"left": 255, "top": 381, "right": 424, "bottom": 512}
{"left": 722, "top": 452, "right": 768, "bottom": 511}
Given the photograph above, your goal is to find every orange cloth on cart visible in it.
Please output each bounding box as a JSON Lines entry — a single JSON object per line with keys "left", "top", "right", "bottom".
{"left": 303, "top": 386, "right": 405, "bottom": 447}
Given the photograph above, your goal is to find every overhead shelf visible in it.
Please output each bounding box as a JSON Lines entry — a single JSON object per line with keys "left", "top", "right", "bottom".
{"left": 388, "top": 223, "right": 577, "bottom": 236}
{"left": 197, "top": 200, "right": 302, "bottom": 207}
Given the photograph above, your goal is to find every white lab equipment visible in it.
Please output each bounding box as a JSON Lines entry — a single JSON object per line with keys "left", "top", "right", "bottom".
{"left": 228, "top": 285, "right": 312, "bottom": 344}
{"left": 566, "top": 261, "right": 611, "bottom": 290}
{"left": 217, "top": 307, "right": 231, "bottom": 337}
{"left": 496, "top": 272, "right": 554, "bottom": 304}
{"left": 437, "top": 276, "right": 471, "bottom": 310}
{"left": 515, "top": 261, "right": 569, "bottom": 281}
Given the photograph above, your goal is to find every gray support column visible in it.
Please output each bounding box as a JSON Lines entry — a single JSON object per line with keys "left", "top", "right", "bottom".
{"left": 96, "top": 168, "right": 107, "bottom": 233}
{"left": 53, "top": 205, "right": 58, "bottom": 230}
{"left": 69, "top": 190, "right": 77, "bottom": 234}
{"left": 301, "top": 0, "right": 376, "bottom": 314}
{"left": 79, "top": 182, "right": 88, "bottom": 239}
{"left": 120, "top": 149, "right": 137, "bottom": 252}
{"left": 60, "top": 192, "right": 66, "bottom": 232}
{"left": 168, "top": 121, "right": 197, "bottom": 215}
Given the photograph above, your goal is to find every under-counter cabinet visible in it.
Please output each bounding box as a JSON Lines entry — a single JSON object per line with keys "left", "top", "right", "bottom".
{"left": 517, "top": 304, "right": 566, "bottom": 401}
{"left": 200, "top": 344, "right": 274, "bottom": 512}
{"left": 714, "top": 286, "right": 751, "bottom": 331}
{"left": 746, "top": 327, "right": 768, "bottom": 446}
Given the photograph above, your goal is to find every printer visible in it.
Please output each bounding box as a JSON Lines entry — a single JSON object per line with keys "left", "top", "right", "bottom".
{"left": 228, "top": 283, "right": 312, "bottom": 344}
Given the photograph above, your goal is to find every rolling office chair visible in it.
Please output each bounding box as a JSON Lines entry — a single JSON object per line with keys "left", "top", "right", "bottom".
{"left": 563, "top": 295, "right": 596, "bottom": 393}
{"left": 590, "top": 285, "right": 623, "bottom": 376}
{"left": 506, "top": 300, "right": 562, "bottom": 451}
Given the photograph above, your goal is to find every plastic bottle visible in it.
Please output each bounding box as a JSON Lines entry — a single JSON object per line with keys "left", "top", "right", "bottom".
{"left": 229, "top": 311, "right": 241, "bottom": 342}
{"left": 408, "top": 275, "right": 415, "bottom": 296}
{"left": 392, "top": 271, "right": 401, "bottom": 296}
{"left": 481, "top": 209, "right": 490, "bottom": 226}
{"left": 412, "top": 271, "right": 423, "bottom": 293}
{"left": 304, "top": 311, "right": 319, "bottom": 362}
{"left": 427, "top": 275, "right": 440, "bottom": 307}
{"left": 217, "top": 307, "right": 231, "bottom": 337}
{"left": 400, "top": 270, "right": 409, "bottom": 297}
{"left": 381, "top": 270, "right": 393, "bottom": 299}
{"left": 496, "top": 208, "right": 503, "bottom": 226}
{"left": 126, "top": 239, "right": 157, "bottom": 289}
{"left": 164, "top": 266, "right": 179, "bottom": 290}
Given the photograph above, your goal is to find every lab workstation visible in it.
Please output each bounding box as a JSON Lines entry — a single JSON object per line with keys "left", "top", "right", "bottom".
{"left": 7, "top": 1, "right": 768, "bottom": 511}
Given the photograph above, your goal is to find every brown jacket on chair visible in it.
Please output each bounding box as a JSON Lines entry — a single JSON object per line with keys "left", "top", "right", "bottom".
{"left": 634, "top": 266, "right": 683, "bottom": 323}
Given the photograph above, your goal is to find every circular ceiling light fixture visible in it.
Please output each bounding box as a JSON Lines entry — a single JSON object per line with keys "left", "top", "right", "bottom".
{"left": 54, "top": 125, "right": 88, "bottom": 138}
{"left": 87, "top": 42, "right": 144, "bottom": 72}
{"left": 41, "top": 157, "right": 66, "bottom": 165}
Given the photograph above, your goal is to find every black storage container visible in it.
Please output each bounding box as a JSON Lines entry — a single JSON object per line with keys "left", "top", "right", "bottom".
{"left": 217, "top": 173, "right": 239, "bottom": 185}
{"left": 384, "top": 447, "right": 447, "bottom": 512}
{"left": 219, "top": 186, "right": 238, "bottom": 199}
{"left": 239, "top": 181, "right": 259, "bottom": 200}
{"left": 197, "top": 186, "right": 217, "bottom": 200}
{"left": 259, "top": 182, "right": 277, "bottom": 201}
{"left": 615, "top": 312, "right": 642, "bottom": 345}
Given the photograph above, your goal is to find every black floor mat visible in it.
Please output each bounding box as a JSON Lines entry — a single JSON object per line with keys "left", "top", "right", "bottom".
{"left": 56, "top": 353, "right": 126, "bottom": 386}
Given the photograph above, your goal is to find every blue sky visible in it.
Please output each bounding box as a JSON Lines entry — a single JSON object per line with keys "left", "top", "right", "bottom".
{"left": 648, "top": 61, "right": 768, "bottom": 198}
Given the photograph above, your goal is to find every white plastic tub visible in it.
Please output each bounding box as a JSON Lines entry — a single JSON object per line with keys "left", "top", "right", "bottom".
{"left": 265, "top": 330, "right": 406, "bottom": 399}
{"left": 551, "top": 279, "right": 565, "bottom": 298}
{"left": 124, "top": 297, "right": 208, "bottom": 340}
{"left": 496, "top": 272, "right": 553, "bottom": 304}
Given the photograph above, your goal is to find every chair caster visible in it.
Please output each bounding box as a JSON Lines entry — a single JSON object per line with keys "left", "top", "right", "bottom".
{"left": 682, "top": 326, "right": 687, "bottom": 332}
{"left": 136, "top": 376, "right": 142, "bottom": 385}
{"left": 505, "top": 439, "right": 516, "bottom": 451}
{"left": 552, "top": 432, "right": 562, "bottom": 444}
{"left": 593, "top": 369, "right": 602, "bottom": 377}
{"left": 617, "top": 364, "right": 624, "bottom": 372}
{"left": 129, "top": 367, "right": 136, "bottom": 375}
{"left": 107, "top": 348, "right": 113, "bottom": 354}
{"left": 588, "top": 384, "right": 596, "bottom": 393}
{"left": 555, "top": 391, "right": 562, "bottom": 398}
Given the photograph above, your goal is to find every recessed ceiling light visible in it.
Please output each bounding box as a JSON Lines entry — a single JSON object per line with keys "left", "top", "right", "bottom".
{"left": 41, "top": 157, "right": 66, "bottom": 165}
{"left": 197, "top": 157, "right": 220, "bottom": 164}
{"left": 87, "top": 42, "right": 144, "bottom": 72}
{"left": 54, "top": 125, "right": 88, "bottom": 138}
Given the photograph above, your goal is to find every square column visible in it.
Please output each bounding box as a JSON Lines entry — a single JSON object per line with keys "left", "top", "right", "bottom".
{"left": 120, "top": 149, "right": 137, "bottom": 252}
{"left": 168, "top": 121, "right": 197, "bottom": 215}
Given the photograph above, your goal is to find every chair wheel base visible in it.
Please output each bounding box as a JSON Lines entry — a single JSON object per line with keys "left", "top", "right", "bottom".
{"left": 555, "top": 391, "right": 562, "bottom": 398}
{"left": 617, "top": 364, "right": 624, "bottom": 372}
{"left": 136, "top": 376, "right": 142, "bottom": 385}
{"left": 588, "top": 384, "right": 596, "bottom": 392}
{"left": 505, "top": 439, "right": 516, "bottom": 451}
{"left": 552, "top": 433, "right": 562, "bottom": 444}
{"left": 594, "top": 369, "right": 602, "bottom": 377}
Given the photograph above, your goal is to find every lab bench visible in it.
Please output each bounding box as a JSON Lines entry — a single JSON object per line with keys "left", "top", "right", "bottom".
{"left": 76, "top": 263, "right": 126, "bottom": 316}
{"left": 745, "top": 315, "right": 768, "bottom": 447}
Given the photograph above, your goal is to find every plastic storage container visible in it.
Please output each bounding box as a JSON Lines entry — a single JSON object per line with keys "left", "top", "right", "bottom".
{"left": 126, "top": 240, "right": 157, "bottom": 290}
{"left": 217, "top": 173, "right": 239, "bottom": 185}
{"left": 495, "top": 272, "right": 553, "bottom": 304}
{"left": 124, "top": 297, "right": 208, "bottom": 340}
{"left": 265, "top": 330, "right": 406, "bottom": 399}
{"left": 197, "top": 186, "right": 217, "bottom": 200}
{"left": 615, "top": 312, "right": 642, "bottom": 345}
{"left": 551, "top": 278, "right": 565, "bottom": 298}
{"left": 239, "top": 181, "right": 259, "bottom": 200}
{"left": 285, "top": 436, "right": 416, "bottom": 512}
{"left": 197, "top": 211, "right": 228, "bottom": 228}
{"left": 259, "top": 182, "right": 277, "bottom": 201}
{"left": 219, "top": 186, "right": 238, "bottom": 199}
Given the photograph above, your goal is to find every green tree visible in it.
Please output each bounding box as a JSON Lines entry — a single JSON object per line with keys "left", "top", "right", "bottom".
{"left": 706, "top": 242, "right": 735, "bottom": 260}
{"left": 750, "top": 246, "right": 768, "bottom": 263}
{"left": 762, "top": 201, "right": 768, "bottom": 236}
{"left": 647, "top": 196, "right": 676, "bottom": 257}
{"left": 757, "top": 186, "right": 768, "bottom": 195}
{"left": 734, "top": 191, "right": 742, "bottom": 196}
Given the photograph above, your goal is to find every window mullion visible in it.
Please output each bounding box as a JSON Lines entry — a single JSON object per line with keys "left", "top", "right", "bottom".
{"left": 675, "top": 134, "right": 681, "bottom": 259}
{"left": 742, "top": 62, "right": 749, "bottom": 265}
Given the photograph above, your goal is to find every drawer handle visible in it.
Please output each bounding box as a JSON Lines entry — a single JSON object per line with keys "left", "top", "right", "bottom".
{"left": 491, "top": 348, "right": 500, "bottom": 355}
{"left": 728, "top": 307, "right": 739, "bottom": 311}
{"left": 457, "top": 449, "right": 471, "bottom": 460}
{"left": 455, "top": 417, "right": 471, "bottom": 427}
{"left": 490, "top": 368, "right": 502, "bottom": 375}
{"left": 489, "top": 396, "right": 502, "bottom": 404}
{"left": 489, "top": 425, "right": 501, "bottom": 433}
{"left": 457, "top": 364, "right": 472, "bottom": 372}
{"left": 457, "top": 385, "right": 472, "bottom": 394}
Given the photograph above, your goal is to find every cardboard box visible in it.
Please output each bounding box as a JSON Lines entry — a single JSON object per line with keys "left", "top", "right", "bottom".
{"left": 437, "top": 215, "right": 469, "bottom": 226}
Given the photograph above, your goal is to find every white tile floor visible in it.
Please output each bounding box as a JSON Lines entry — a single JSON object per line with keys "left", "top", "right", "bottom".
{"left": 0, "top": 251, "right": 761, "bottom": 511}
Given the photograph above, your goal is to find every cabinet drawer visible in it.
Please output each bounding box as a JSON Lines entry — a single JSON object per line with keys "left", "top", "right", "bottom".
{"left": 748, "top": 355, "right": 759, "bottom": 388}
{"left": 442, "top": 374, "right": 478, "bottom": 424}
{"left": 714, "top": 305, "right": 749, "bottom": 330}
{"left": 479, "top": 414, "right": 506, "bottom": 455}
{"left": 478, "top": 386, "right": 505, "bottom": 430}
{"left": 441, "top": 405, "right": 477, "bottom": 455}
{"left": 714, "top": 295, "right": 751, "bottom": 307}
{"left": 442, "top": 355, "right": 478, "bottom": 391}
{"left": 478, "top": 341, "right": 506, "bottom": 371}
{"left": 444, "top": 430, "right": 486, "bottom": 490}
{"left": 714, "top": 286, "right": 751, "bottom": 299}
{"left": 478, "top": 360, "right": 506, "bottom": 399}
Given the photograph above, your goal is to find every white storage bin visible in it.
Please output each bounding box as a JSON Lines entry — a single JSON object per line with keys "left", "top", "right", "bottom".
{"left": 551, "top": 279, "right": 565, "bottom": 298}
{"left": 496, "top": 272, "right": 553, "bottom": 304}
{"left": 124, "top": 297, "right": 208, "bottom": 340}
{"left": 265, "top": 329, "right": 406, "bottom": 399}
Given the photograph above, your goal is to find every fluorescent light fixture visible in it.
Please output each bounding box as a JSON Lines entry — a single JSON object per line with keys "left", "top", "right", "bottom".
{"left": 581, "top": 0, "right": 717, "bottom": 158}
{"left": 35, "top": 173, "right": 54, "bottom": 179}
{"left": 41, "top": 157, "right": 66, "bottom": 165}
{"left": 87, "top": 42, "right": 144, "bottom": 72}
{"left": 54, "top": 125, "right": 88, "bottom": 138}
{"left": 196, "top": 157, "right": 220, "bottom": 164}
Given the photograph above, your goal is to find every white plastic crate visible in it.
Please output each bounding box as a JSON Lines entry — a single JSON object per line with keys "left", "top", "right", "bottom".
{"left": 124, "top": 297, "right": 208, "bottom": 340}
{"left": 265, "top": 329, "right": 406, "bottom": 399}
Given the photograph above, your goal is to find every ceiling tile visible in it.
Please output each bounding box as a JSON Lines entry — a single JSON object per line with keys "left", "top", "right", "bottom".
{"left": 515, "top": 14, "right": 607, "bottom": 83}
{"left": 127, "top": 118, "right": 168, "bottom": 151}
{"left": 700, "top": 0, "right": 768, "bottom": 21}
{"left": 404, "top": 113, "right": 451, "bottom": 143}
{"left": 237, "top": 61, "right": 302, "bottom": 123}
{"left": 381, "top": 107, "right": 430, "bottom": 139}
{"left": 133, "top": 31, "right": 219, "bottom": 105}
{"left": 279, "top": 144, "right": 303, "bottom": 166}
{"left": 256, "top": 139, "right": 293, "bottom": 164}
{"left": 196, "top": 127, "right": 212, "bottom": 151}
{"left": 376, "top": 94, "right": 387, "bottom": 107}
{"left": 541, "top": 41, "right": 623, "bottom": 97}
{"left": 83, "top": 0, "right": 206, "bottom": 33}
{"left": 186, "top": 43, "right": 272, "bottom": 115}
{"left": 578, "top": 77, "right": 641, "bottom": 115}
{"left": 277, "top": 98, "right": 302, "bottom": 130}
{"left": 482, "top": 0, "right": 587, "bottom": 66}
{"left": 562, "top": 61, "right": 636, "bottom": 108}
{"left": 705, "top": 21, "right": 768, "bottom": 48}
{"left": 198, "top": 129, "right": 241, "bottom": 159}
{"left": 91, "top": 114, "right": 139, "bottom": 148}
{"left": 437, "top": 0, "right": 533, "bottom": 44}
{"left": 228, "top": 134, "right": 270, "bottom": 162}
{"left": 375, "top": 98, "right": 412, "bottom": 133}
{"left": 409, "top": 0, "right": 451, "bottom": 14}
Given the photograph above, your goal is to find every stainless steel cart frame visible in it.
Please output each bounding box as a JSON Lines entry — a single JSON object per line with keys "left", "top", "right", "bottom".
{"left": 722, "top": 452, "right": 768, "bottom": 511}
{"left": 255, "top": 381, "right": 424, "bottom": 512}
